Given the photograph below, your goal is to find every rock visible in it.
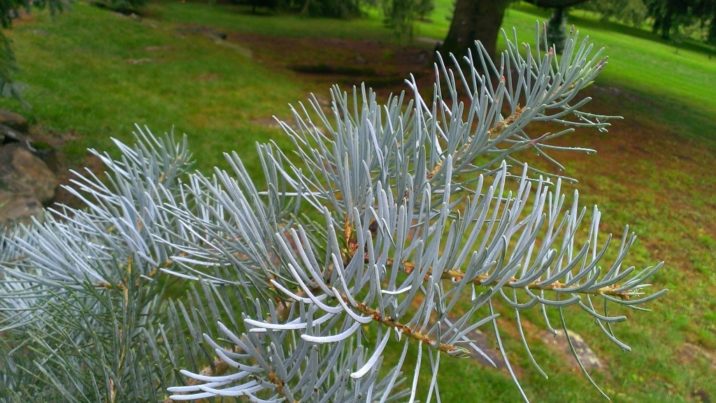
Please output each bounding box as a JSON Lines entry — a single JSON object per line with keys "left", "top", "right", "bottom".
{"left": 540, "top": 329, "right": 603, "bottom": 371}
{"left": 0, "top": 191, "right": 43, "bottom": 225}
{"left": 0, "top": 144, "right": 58, "bottom": 204}
{"left": 30, "top": 141, "right": 59, "bottom": 172}
{"left": 0, "top": 123, "right": 31, "bottom": 147}
{"left": 0, "top": 110, "right": 29, "bottom": 132}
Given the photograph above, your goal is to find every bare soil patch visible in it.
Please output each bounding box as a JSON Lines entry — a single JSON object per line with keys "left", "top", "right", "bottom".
{"left": 178, "top": 26, "right": 436, "bottom": 91}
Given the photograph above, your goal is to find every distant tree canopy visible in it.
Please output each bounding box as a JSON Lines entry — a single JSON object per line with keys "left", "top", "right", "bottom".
{"left": 580, "top": 0, "right": 716, "bottom": 42}
{"left": 246, "top": 0, "right": 716, "bottom": 46}
{"left": 299, "top": 0, "right": 363, "bottom": 18}
{"left": 382, "top": 0, "right": 434, "bottom": 39}
{"left": 578, "top": 0, "right": 650, "bottom": 26}
{"left": 242, "top": 0, "right": 363, "bottom": 18}
{"left": 93, "top": 0, "right": 149, "bottom": 14}
{"left": 423, "top": 0, "right": 716, "bottom": 58}
{"left": 244, "top": 0, "right": 432, "bottom": 20}
{"left": 647, "top": 0, "right": 716, "bottom": 41}
{"left": 238, "top": 1, "right": 576, "bottom": 58}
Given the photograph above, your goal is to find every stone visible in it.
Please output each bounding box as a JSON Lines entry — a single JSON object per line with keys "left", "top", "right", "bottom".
{"left": 0, "top": 144, "right": 58, "bottom": 204}
{"left": 0, "top": 110, "right": 29, "bottom": 132}
{"left": 0, "top": 191, "right": 43, "bottom": 225}
{"left": 540, "top": 329, "right": 603, "bottom": 371}
{"left": 0, "top": 123, "right": 31, "bottom": 146}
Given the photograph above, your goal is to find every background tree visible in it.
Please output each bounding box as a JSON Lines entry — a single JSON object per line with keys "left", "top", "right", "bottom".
{"left": 300, "top": 0, "right": 362, "bottom": 18}
{"left": 691, "top": 0, "right": 716, "bottom": 43}
{"left": 707, "top": 2, "right": 716, "bottom": 42}
{"left": 578, "top": 0, "right": 716, "bottom": 43}
{"left": 646, "top": 0, "right": 691, "bottom": 39}
{"left": 240, "top": 0, "right": 363, "bottom": 18}
{"left": 382, "top": 0, "right": 434, "bottom": 39}
{"left": 441, "top": 0, "right": 588, "bottom": 58}
{"left": 441, "top": 0, "right": 511, "bottom": 58}
{"left": 93, "top": 0, "right": 148, "bottom": 14}
{"left": 578, "top": 0, "right": 649, "bottom": 27}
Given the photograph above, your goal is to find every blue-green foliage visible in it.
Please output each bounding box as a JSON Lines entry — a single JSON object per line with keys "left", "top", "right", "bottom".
{"left": 0, "top": 32, "right": 666, "bottom": 402}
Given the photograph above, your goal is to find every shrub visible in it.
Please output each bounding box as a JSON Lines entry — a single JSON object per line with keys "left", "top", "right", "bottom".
{"left": 300, "top": 0, "right": 363, "bottom": 18}
{"left": 0, "top": 30, "right": 665, "bottom": 402}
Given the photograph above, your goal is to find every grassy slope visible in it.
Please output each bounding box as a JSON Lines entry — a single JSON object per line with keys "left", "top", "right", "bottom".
{"left": 1, "top": 1, "right": 715, "bottom": 402}
{"left": 1, "top": 4, "right": 305, "bottom": 172}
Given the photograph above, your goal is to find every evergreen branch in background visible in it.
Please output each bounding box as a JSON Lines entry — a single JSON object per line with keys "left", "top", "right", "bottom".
{"left": 0, "top": 29, "right": 666, "bottom": 402}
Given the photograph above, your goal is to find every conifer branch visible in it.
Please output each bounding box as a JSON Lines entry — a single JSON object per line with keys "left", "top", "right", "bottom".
{"left": 0, "top": 29, "right": 665, "bottom": 403}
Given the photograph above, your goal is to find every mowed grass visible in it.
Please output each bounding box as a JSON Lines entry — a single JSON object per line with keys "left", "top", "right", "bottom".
{"left": 1, "top": 3, "right": 305, "bottom": 173}
{"left": 0, "top": 1, "right": 715, "bottom": 402}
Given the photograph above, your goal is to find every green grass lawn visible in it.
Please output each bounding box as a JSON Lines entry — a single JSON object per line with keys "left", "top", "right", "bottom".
{"left": 2, "top": 3, "right": 307, "bottom": 172}
{"left": 1, "top": 1, "right": 715, "bottom": 402}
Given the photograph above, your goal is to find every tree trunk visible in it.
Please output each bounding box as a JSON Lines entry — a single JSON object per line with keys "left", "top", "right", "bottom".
{"left": 525, "top": 0, "right": 587, "bottom": 7}
{"left": 546, "top": 6, "right": 567, "bottom": 53}
{"left": 661, "top": 8, "right": 673, "bottom": 39}
{"left": 441, "top": 0, "right": 510, "bottom": 59}
{"left": 652, "top": 14, "right": 661, "bottom": 35}
{"left": 708, "top": 9, "right": 716, "bottom": 44}
{"left": 301, "top": 0, "right": 312, "bottom": 15}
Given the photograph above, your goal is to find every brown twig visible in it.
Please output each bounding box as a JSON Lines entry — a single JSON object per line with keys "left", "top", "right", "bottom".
{"left": 386, "top": 257, "right": 630, "bottom": 300}
{"left": 352, "top": 299, "right": 461, "bottom": 354}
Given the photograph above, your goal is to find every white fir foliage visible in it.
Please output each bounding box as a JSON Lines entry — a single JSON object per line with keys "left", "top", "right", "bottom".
{"left": 0, "top": 29, "right": 665, "bottom": 402}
